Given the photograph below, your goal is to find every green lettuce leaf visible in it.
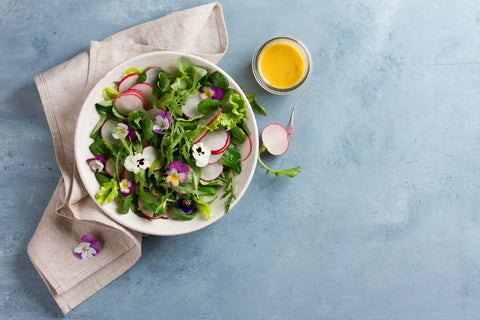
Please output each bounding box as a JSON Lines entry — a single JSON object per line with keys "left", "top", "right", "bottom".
{"left": 95, "top": 178, "right": 119, "bottom": 205}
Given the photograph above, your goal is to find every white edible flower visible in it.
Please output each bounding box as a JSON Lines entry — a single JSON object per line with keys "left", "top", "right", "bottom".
{"left": 89, "top": 160, "right": 104, "bottom": 173}
{"left": 112, "top": 123, "right": 129, "bottom": 139}
{"left": 124, "top": 153, "right": 149, "bottom": 174}
{"left": 192, "top": 142, "right": 211, "bottom": 168}
{"left": 73, "top": 242, "right": 98, "bottom": 259}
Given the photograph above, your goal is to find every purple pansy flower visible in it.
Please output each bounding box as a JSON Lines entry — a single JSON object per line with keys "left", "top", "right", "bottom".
{"left": 199, "top": 86, "right": 223, "bottom": 101}
{"left": 165, "top": 161, "right": 189, "bottom": 187}
{"left": 153, "top": 109, "right": 172, "bottom": 133}
{"left": 73, "top": 234, "right": 101, "bottom": 260}
{"left": 119, "top": 178, "right": 136, "bottom": 197}
{"left": 176, "top": 197, "right": 195, "bottom": 214}
{"left": 86, "top": 155, "right": 106, "bottom": 173}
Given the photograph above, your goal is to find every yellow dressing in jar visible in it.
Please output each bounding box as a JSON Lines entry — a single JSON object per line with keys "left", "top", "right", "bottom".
{"left": 259, "top": 43, "right": 305, "bottom": 89}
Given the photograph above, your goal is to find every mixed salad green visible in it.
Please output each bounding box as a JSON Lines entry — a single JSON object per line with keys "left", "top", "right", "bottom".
{"left": 87, "top": 58, "right": 255, "bottom": 221}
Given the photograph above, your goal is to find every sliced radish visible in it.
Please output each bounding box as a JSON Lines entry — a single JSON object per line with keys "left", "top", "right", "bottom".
{"left": 104, "top": 157, "right": 116, "bottom": 176}
{"left": 137, "top": 198, "right": 164, "bottom": 220}
{"left": 199, "top": 108, "right": 221, "bottom": 126}
{"left": 113, "top": 91, "right": 145, "bottom": 116}
{"left": 182, "top": 93, "right": 202, "bottom": 118}
{"left": 239, "top": 135, "right": 253, "bottom": 162}
{"left": 100, "top": 119, "right": 119, "bottom": 146}
{"left": 123, "top": 88, "right": 147, "bottom": 106}
{"left": 141, "top": 145, "right": 161, "bottom": 171}
{"left": 144, "top": 67, "right": 161, "bottom": 85}
{"left": 200, "top": 163, "right": 224, "bottom": 182}
{"left": 117, "top": 73, "right": 140, "bottom": 92}
{"left": 129, "top": 83, "right": 153, "bottom": 109}
{"left": 261, "top": 123, "right": 289, "bottom": 156}
{"left": 208, "top": 152, "right": 224, "bottom": 164}
{"left": 201, "top": 128, "right": 230, "bottom": 154}
{"left": 192, "top": 129, "right": 209, "bottom": 144}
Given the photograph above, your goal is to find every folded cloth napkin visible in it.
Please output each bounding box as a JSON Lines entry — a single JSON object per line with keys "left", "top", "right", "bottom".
{"left": 27, "top": 3, "right": 228, "bottom": 314}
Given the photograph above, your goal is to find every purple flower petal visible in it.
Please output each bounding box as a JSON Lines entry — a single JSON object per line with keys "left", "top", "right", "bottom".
{"left": 122, "top": 119, "right": 137, "bottom": 141}
{"left": 212, "top": 87, "right": 224, "bottom": 101}
{"left": 167, "top": 161, "right": 189, "bottom": 176}
{"left": 89, "top": 241, "right": 102, "bottom": 254}
{"left": 81, "top": 234, "right": 97, "bottom": 243}
{"left": 176, "top": 198, "right": 195, "bottom": 214}
{"left": 74, "top": 252, "right": 83, "bottom": 260}
{"left": 87, "top": 155, "right": 106, "bottom": 164}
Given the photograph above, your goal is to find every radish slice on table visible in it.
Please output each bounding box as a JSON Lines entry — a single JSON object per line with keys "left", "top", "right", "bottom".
{"left": 104, "top": 157, "right": 116, "bottom": 176}
{"left": 129, "top": 83, "right": 153, "bottom": 109}
{"left": 182, "top": 93, "right": 202, "bottom": 118}
{"left": 239, "top": 135, "right": 253, "bottom": 162}
{"left": 261, "top": 123, "right": 289, "bottom": 155}
{"left": 261, "top": 88, "right": 310, "bottom": 156}
{"left": 200, "top": 163, "right": 224, "bottom": 182}
{"left": 100, "top": 119, "right": 119, "bottom": 146}
{"left": 141, "top": 145, "right": 161, "bottom": 171}
{"left": 201, "top": 128, "right": 230, "bottom": 154}
{"left": 208, "top": 151, "right": 224, "bottom": 164}
{"left": 117, "top": 73, "right": 140, "bottom": 92}
{"left": 144, "top": 67, "right": 161, "bottom": 85}
{"left": 113, "top": 91, "right": 145, "bottom": 116}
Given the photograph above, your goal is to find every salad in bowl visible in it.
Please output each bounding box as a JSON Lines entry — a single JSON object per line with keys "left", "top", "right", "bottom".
{"left": 74, "top": 52, "right": 258, "bottom": 235}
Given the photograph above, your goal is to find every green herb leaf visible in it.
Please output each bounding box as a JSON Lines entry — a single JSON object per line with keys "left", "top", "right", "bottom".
{"left": 197, "top": 99, "right": 220, "bottom": 114}
{"left": 194, "top": 199, "right": 212, "bottom": 220}
{"left": 228, "top": 127, "right": 247, "bottom": 145}
{"left": 118, "top": 194, "right": 133, "bottom": 214}
{"left": 89, "top": 135, "right": 112, "bottom": 159}
{"left": 136, "top": 69, "right": 148, "bottom": 84}
{"left": 209, "top": 71, "right": 229, "bottom": 90}
{"left": 220, "top": 147, "right": 241, "bottom": 174}
{"left": 245, "top": 92, "right": 267, "bottom": 116}
{"left": 257, "top": 145, "right": 301, "bottom": 177}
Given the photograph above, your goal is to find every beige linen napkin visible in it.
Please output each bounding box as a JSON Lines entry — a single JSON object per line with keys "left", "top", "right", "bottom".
{"left": 27, "top": 3, "right": 228, "bottom": 314}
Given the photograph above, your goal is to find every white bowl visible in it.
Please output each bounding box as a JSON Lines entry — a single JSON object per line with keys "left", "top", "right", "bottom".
{"left": 74, "top": 51, "right": 258, "bottom": 236}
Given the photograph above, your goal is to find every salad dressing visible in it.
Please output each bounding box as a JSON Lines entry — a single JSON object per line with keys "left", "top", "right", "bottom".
{"left": 258, "top": 43, "right": 305, "bottom": 89}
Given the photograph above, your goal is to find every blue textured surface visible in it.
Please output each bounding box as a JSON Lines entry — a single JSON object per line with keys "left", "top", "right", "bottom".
{"left": 2, "top": 0, "right": 480, "bottom": 319}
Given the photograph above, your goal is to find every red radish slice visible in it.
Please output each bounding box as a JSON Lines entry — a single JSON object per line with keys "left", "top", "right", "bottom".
{"left": 100, "top": 119, "right": 119, "bottom": 146}
{"left": 117, "top": 73, "right": 140, "bottom": 92}
{"left": 200, "top": 163, "right": 224, "bottom": 182}
{"left": 104, "top": 157, "right": 116, "bottom": 176}
{"left": 123, "top": 88, "right": 147, "bottom": 106}
{"left": 141, "top": 145, "right": 161, "bottom": 170}
{"left": 201, "top": 128, "right": 230, "bottom": 154}
{"left": 129, "top": 83, "right": 153, "bottom": 109}
{"left": 199, "top": 108, "right": 221, "bottom": 126}
{"left": 239, "top": 135, "right": 253, "bottom": 162}
{"left": 193, "top": 129, "right": 209, "bottom": 144}
{"left": 261, "top": 123, "right": 290, "bottom": 156}
{"left": 145, "top": 67, "right": 161, "bottom": 85}
{"left": 137, "top": 198, "right": 164, "bottom": 220}
{"left": 182, "top": 93, "right": 202, "bottom": 118}
{"left": 208, "top": 152, "right": 224, "bottom": 164}
{"left": 113, "top": 91, "right": 145, "bottom": 116}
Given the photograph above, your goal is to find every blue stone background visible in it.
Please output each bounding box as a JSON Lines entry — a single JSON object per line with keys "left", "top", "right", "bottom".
{"left": 2, "top": 0, "right": 480, "bottom": 319}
